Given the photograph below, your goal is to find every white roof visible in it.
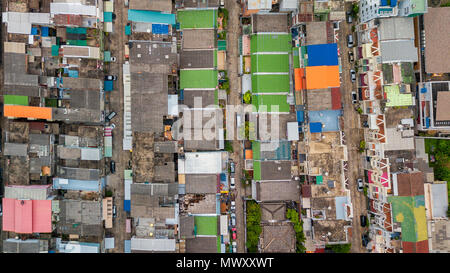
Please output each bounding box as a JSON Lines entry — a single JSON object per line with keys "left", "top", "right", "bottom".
{"left": 130, "top": 238, "right": 176, "bottom": 252}
{"left": 81, "top": 148, "right": 102, "bottom": 160}
{"left": 242, "top": 74, "right": 252, "bottom": 94}
{"left": 220, "top": 215, "right": 229, "bottom": 235}
{"left": 287, "top": 122, "right": 299, "bottom": 141}
{"left": 248, "top": 0, "right": 272, "bottom": 10}
{"left": 104, "top": 237, "right": 115, "bottom": 249}
{"left": 168, "top": 95, "right": 178, "bottom": 116}
{"left": 58, "top": 242, "right": 99, "bottom": 253}
{"left": 124, "top": 179, "right": 132, "bottom": 200}
{"left": 183, "top": 152, "right": 224, "bottom": 174}
{"left": 384, "top": 128, "right": 415, "bottom": 151}
{"left": 431, "top": 183, "right": 448, "bottom": 218}
{"left": 4, "top": 185, "right": 49, "bottom": 200}
{"left": 2, "top": 12, "right": 50, "bottom": 34}
{"left": 280, "top": 0, "right": 299, "bottom": 11}
{"left": 50, "top": 3, "right": 97, "bottom": 16}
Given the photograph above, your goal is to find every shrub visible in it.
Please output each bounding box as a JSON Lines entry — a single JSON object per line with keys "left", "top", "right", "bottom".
{"left": 243, "top": 91, "right": 252, "bottom": 104}
{"left": 286, "top": 208, "right": 306, "bottom": 253}
{"left": 326, "top": 244, "right": 351, "bottom": 253}
{"left": 246, "top": 201, "right": 262, "bottom": 252}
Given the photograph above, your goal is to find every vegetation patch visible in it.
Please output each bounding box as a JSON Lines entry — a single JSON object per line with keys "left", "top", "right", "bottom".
{"left": 286, "top": 208, "right": 306, "bottom": 253}
{"left": 246, "top": 200, "right": 262, "bottom": 253}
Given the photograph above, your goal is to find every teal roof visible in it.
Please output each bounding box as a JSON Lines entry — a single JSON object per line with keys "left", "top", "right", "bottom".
{"left": 104, "top": 12, "right": 113, "bottom": 22}
{"left": 128, "top": 10, "right": 176, "bottom": 25}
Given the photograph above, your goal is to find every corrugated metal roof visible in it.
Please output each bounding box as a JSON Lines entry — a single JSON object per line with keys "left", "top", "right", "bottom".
{"left": 431, "top": 183, "right": 448, "bottom": 218}
{"left": 5, "top": 185, "right": 50, "bottom": 200}
{"left": 380, "top": 40, "right": 418, "bottom": 63}
{"left": 130, "top": 238, "right": 176, "bottom": 252}
{"left": 4, "top": 105, "right": 52, "bottom": 120}
{"left": 50, "top": 3, "right": 97, "bottom": 16}
{"left": 3, "top": 143, "right": 28, "bottom": 156}
{"left": 80, "top": 148, "right": 102, "bottom": 161}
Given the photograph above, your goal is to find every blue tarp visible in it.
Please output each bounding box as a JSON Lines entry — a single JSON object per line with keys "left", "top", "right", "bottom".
{"left": 310, "top": 122, "right": 323, "bottom": 133}
{"left": 124, "top": 240, "right": 131, "bottom": 253}
{"left": 381, "top": 0, "right": 388, "bottom": 5}
{"left": 41, "top": 27, "right": 49, "bottom": 37}
{"left": 128, "top": 10, "right": 176, "bottom": 25}
{"left": 68, "top": 70, "right": 79, "bottom": 78}
{"left": 426, "top": 117, "right": 430, "bottom": 128}
{"left": 220, "top": 173, "right": 226, "bottom": 181}
{"left": 152, "top": 23, "right": 169, "bottom": 34}
{"left": 390, "top": 0, "right": 397, "bottom": 7}
{"left": 104, "top": 80, "right": 113, "bottom": 91}
{"left": 296, "top": 110, "right": 304, "bottom": 123}
{"left": 306, "top": 43, "right": 339, "bottom": 67}
{"left": 179, "top": 89, "right": 184, "bottom": 100}
{"left": 421, "top": 87, "right": 427, "bottom": 93}
{"left": 53, "top": 178, "right": 102, "bottom": 192}
{"left": 31, "top": 27, "right": 38, "bottom": 35}
{"left": 124, "top": 200, "right": 131, "bottom": 212}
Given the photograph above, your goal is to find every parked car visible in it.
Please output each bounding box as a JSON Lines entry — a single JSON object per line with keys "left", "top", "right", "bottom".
{"left": 231, "top": 213, "right": 236, "bottom": 226}
{"left": 111, "top": 57, "right": 117, "bottom": 62}
{"left": 110, "top": 123, "right": 116, "bottom": 129}
{"left": 351, "top": 91, "right": 358, "bottom": 104}
{"left": 346, "top": 11, "right": 353, "bottom": 24}
{"left": 231, "top": 201, "right": 236, "bottom": 212}
{"left": 106, "top": 111, "right": 117, "bottom": 122}
{"left": 363, "top": 121, "right": 369, "bottom": 128}
{"left": 347, "top": 34, "right": 354, "bottom": 48}
{"left": 348, "top": 51, "right": 354, "bottom": 62}
{"left": 361, "top": 234, "right": 369, "bottom": 247}
{"left": 230, "top": 177, "right": 235, "bottom": 190}
{"left": 350, "top": 69, "right": 356, "bottom": 82}
{"left": 232, "top": 241, "right": 237, "bottom": 253}
{"left": 110, "top": 160, "right": 116, "bottom": 174}
{"left": 113, "top": 205, "right": 117, "bottom": 218}
{"left": 232, "top": 228, "right": 237, "bottom": 240}
{"left": 360, "top": 215, "right": 367, "bottom": 227}
{"left": 104, "top": 75, "right": 117, "bottom": 81}
{"left": 124, "top": 0, "right": 129, "bottom": 7}
{"left": 230, "top": 161, "right": 235, "bottom": 173}
{"left": 0, "top": 203, "right": 2, "bottom": 216}
{"left": 357, "top": 178, "right": 364, "bottom": 192}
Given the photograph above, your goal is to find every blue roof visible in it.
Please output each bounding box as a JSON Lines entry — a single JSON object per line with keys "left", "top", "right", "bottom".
{"left": 308, "top": 110, "right": 342, "bottom": 132}
{"left": 53, "top": 178, "right": 103, "bottom": 192}
{"left": 124, "top": 200, "right": 131, "bottom": 212}
{"left": 68, "top": 70, "right": 79, "bottom": 78}
{"left": 41, "top": 27, "right": 49, "bottom": 37}
{"left": 104, "top": 12, "right": 113, "bottom": 22}
{"left": 152, "top": 23, "right": 169, "bottom": 34}
{"left": 31, "top": 27, "right": 38, "bottom": 35}
{"left": 306, "top": 43, "right": 339, "bottom": 66}
{"left": 297, "top": 110, "right": 304, "bottom": 123}
{"left": 124, "top": 240, "right": 131, "bottom": 253}
{"left": 104, "top": 80, "right": 113, "bottom": 91}
{"left": 310, "top": 122, "right": 323, "bottom": 133}
{"left": 381, "top": 0, "right": 388, "bottom": 6}
{"left": 128, "top": 10, "right": 176, "bottom": 25}
{"left": 390, "top": 0, "right": 397, "bottom": 7}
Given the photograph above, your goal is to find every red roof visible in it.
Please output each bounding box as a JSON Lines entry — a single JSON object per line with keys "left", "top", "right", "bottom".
{"left": 314, "top": 248, "right": 325, "bottom": 253}
{"left": 402, "top": 240, "right": 429, "bottom": 253}
{"left": 2, "top": 198, "right": 52, "bottom": 234}
{"left": 331, "top": 87, "right": 342, "bottom": 110}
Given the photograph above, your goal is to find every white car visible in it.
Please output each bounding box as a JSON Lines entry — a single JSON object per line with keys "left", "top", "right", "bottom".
{"left": 231, "top": 201, "right": 236, "bottom": 212}
{"left": 232, "top": 241, "right": 237, "bottom": 253}
{"left": 111, "top": 57, "right": 117, "bottom": 62}
{"left": 230, "top": 177, "right": 235, "bottom": 189}
{"left": 110, "top": 123, "right": 116, "bottom": 129}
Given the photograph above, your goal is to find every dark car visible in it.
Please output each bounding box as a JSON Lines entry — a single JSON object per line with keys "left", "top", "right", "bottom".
{"left": 348, "top": 51, "right": 354, "bottom": 62}
{"left": 362, "top": 234, "right": 369, "bottom": 247}
{"left": 110, "top": 160, "right": 116, "bottom": 174}
{"left": 351, "top": 91, "right": 358, "bottom": 104}
{"left": 360, "top": 215, "right": 367, "bottom": 227}
{"left": 113, "top": 205, "right": 117, "bottom": 218}
{"left": 106, "top": 111, "right": 117, "bottom": 122}
{"left": 105, "top": 75, "right": 117, "bottom": 81}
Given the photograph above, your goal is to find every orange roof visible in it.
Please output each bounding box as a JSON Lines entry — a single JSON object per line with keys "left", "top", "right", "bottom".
{"left": 4, "top": 105, "right": 52, "bottom": 120}
{"left": 294, "top": 68, "right": 305, "bottom": 91}
{"left": 245, "top": 149, "right": 253, "bottom": 159}
{"left": 305, "top": 66, "right": 340, "bottom": 90}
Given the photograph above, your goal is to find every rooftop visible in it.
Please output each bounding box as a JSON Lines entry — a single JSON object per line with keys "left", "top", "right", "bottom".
{"left": 252, "top": 13, "right": 289, "bottom": 33}
{"left": 261, "top": 203, "right": 287, "bottom": 222}
{"left": 260, "top": 224, "right": 296, "bottom": 253}
{"left": 181, "top": 29, "right": 216, "bottom": 49}
{"left": 185, "top": 174, "right": 218, "bottom": 194}
{"left": 424, "top": 8, "right": 450, "bottom": 73}
{"left": 129, "top": 0, "right": 172, "bottom": 12}
{"left": 255, "top": 180, "right": 300, "bottom": 202}
{"left": 177, "top": 9, "right": 218, "bottom": 29}
{"left": 436, "top": 92, "right": 450, "bottom": 121}
{"left": 2, "top": 198, "right": 52, "bottom": 234}
{"left": 57, "top": 200, "right": 103, "bottom": 237}
{"left": 185, "top": 237, "right": 218, "bottom": 253}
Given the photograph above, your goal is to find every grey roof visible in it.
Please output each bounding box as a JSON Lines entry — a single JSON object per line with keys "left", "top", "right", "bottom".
{"left": 180, "top": 50, "right": 214, "bottom": 69}
{"left": 129, "top": 41, "right": 177, "bottom": 65}
{"left": 179, "top": 216, "right": 195, "bottom": 239}
{"left": 57, "top": 166, "right": 100, "bottom": 180}
{"left": 183, "top": 89, "right": 216, "bottom": 108}
{"left": 154, "top": 141, "right": 178, "bottom": 153}
{"left": 57, "top": 146, "right": 81, "bottom": 160}
{"left": 184, "top": 139, "right": 219, "bottom": 151}
{"left": 66, "top": 89, "right": 101, "bottom": 110}
{"left": 3, "top": 239, "right": 44, "bottom": 253}
{"left": 260, "top": 224, "right": 295, "bottom": 253}
{"left": 256, "top": 180, "right": 300, "bottom": 202}
{"left": 260, "top": 161, "right": 292, "bottom": 180}
{"left": 185, "top": 237, "right": 218, "bottom": 253}
{"left": 183, "top": 0, "right": 219, "bottom": 8}
{"left": 52, "top": 108, "right": 103, "bottom": 123}
{"left": 29, "top": 134, "right": 51, "bottom": 145}
{"left": 4, "top": 143, "right": 28, "bottom": 156}
{"left": 378, "top": 17, "right": 415, "bottom": 41}
{"left": 4, "top": 185, "right": 49, "bottom": 200}
{"left": 182, "top": 29, "right": 216, "bottom": 49}
{"left": 129, "top": 0, "right": 172, "bottom": 12}
{"left": 185, "top": 174, "right": 218, "bottom": 194}
{"left": 252, "top": 13, "right": 289, "bottom": 33}
{"left": 57, "top": 200, "right": 103, "bottom": 236}
{"left": 154, "top": 162, "right": 176, "bottom": 183}
{"left": 3, "top": 53, "right": 39, "bottom": 87}
{"left": 432, "top": 183, "right": 448, "bottom": 218}
{"left": 62, "top": 77, "right": 102, "bottom": 90}
{"left": 130, "top": 183, "right": 177, "bottom": 219}
{"left": 380, "top": 40, "right": 418, "bottom": 63}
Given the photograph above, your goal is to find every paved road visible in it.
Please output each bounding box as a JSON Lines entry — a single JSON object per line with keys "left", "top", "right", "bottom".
{"left": 337, "top": 10, "right": 368, "bottom": 253}
{"left": 225, "top": 0, "right": 247, "bottom": 253}
{"left": 104, "top": 0, "right": 129, "bottom": 253}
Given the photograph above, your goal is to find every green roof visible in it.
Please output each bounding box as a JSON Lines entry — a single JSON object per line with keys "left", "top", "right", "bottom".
{"left": 194, "top": 216, "right": 217, "bottom": 236}
{"left": 410, "top": 0, "right": 427, "bottom": 14}
{"left": 67, "top": 40, "right": 87, "bottom": 46}
{"left": 51, "top": 45, "right": 60, "bottom": 56}
{"left": 124, "top": 170, "right": 133, "bottom": 180}
{"left": 251, "top": 54, "right": 289, "bottom": 73}
{"left": 214, "top": 49, "right": 218, "bottom": 68}
{"left": 251, "top": 74, "right": 290, "bottom": 93}
{"left": 177, "top": 9, "right": 218, "bottom": 29}
{"left": 252, "top": 95, "right": 290, "bottom": 113}
{"left": 250, "top": 34, "right": 292, "bottom": 53}
{"left": 218, "top": 40, "right": 227, "bottom": 51}
{"left": 252, "top": 141, "right": 261, "bottom": 160}
{"left": 316, "top": 175, "right": 323, "bottom": 184}
{"left": 293, "top": 47, "right": 300, "bottom": 69}
{"left": 388, "top": 195, "right": 427, "bottom": 242}
{"left": 253, "top": 161, "right": 261, "bottom": 180}
{"left": 180, "top": 70, "right": 218, "bottom": 89}
{"left": 4, "top": 95, "right": 28, "bottom": 106}
{"left": 384, "top": 85, "right": 413, "bottom": 107}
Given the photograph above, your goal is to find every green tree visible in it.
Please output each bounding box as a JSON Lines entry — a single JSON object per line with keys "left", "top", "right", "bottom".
{"left": 326, "top": 244, "right": 352, "bottom": 253}
{"left": 246, "top": 201, "right": 262, "bottom": 252}
{"left": 243, "top": 91, "right": 252, "bottom": 104}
